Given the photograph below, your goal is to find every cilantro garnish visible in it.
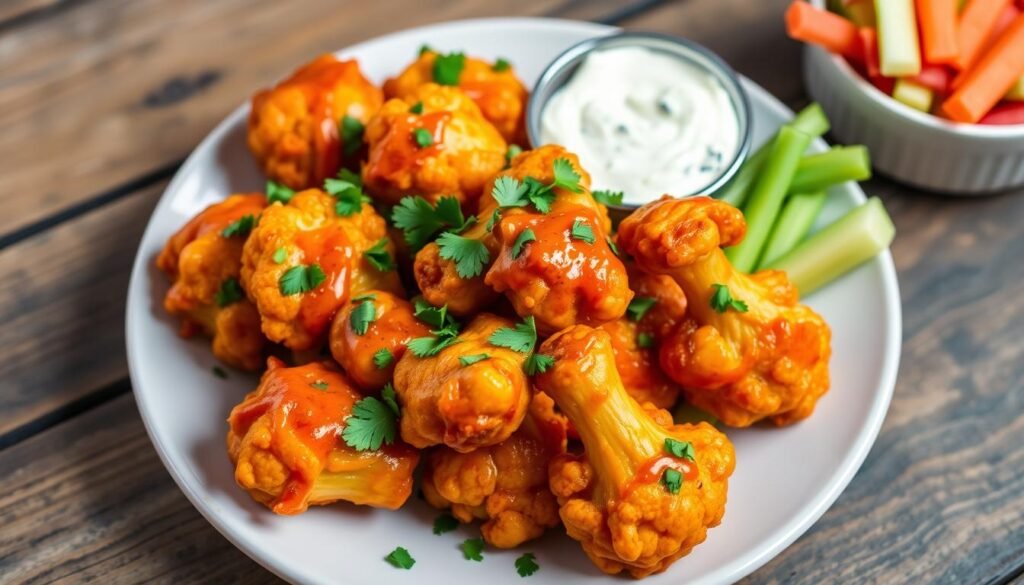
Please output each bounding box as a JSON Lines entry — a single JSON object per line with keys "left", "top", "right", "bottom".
{"left": 278, "top": 264, "right": 326, "bottom": 295}
{"left": 524, "top": 353, "right": 554, "bottom": 375}
{"left": 493, "top": 58, "right": 511, "bottom": 72}
{"left": 592, "top": 190, "right": 625, "bottom": 206}
{"left": 552, "top": 158, "right": 583, "bottom": 193}
{"left": 342, "top": 395, "right": 397, "bottom": 451}
{"left": 408, "top": 300, "right": 462, "bottom": 358}
{"left": 381, "top": 383, "right": 400, "bottom": 416}
{"left": 459, "top": 353, "right": 490, "bottom": 367}
{"left": 433, "top": 51, "right": 466, "bottom": 85}
{"left": 272, "top": 247, "right": 287, "bottom": 264}
{"left": 436, "top": 232, "right": 490, "bottom": 278}
{"left": 606, "top": 236, "right": 620, "bottom": 257}
{"left": 710, "top": 284, "right": 749, "bottom": 313}
{"left": 505, "top": 144, "right": 523, "bottom": 168}
{"left": 489, "top": 315, "right": 539, "bottom": 353}
{"left": 385, "top": 546, "right": 415, "bottom": 570}
{"left": 212, "top": 366, "right": 228, "bottom": 379}
{"left": 627, "top": 296, "right": 657, "bottom": 322}
{"left": 418, "top": 44, "right": 433, "bottom": 56}
{"left": 460, "top": 537, "right": 485, "bottom": 561}
{"left": 350, "top": 297, "right": 377, "bottom": 335}
{"left": 310, "top": 380, "right": 329, "bottom": 391}
{"left": 486, "top": 158, "right": 583, "bottom": 228}
{"left": 221, "top": 215, "right": 255, "bottom": 238}
{"left": 373, "top": 348, "right": 394, "bottom": 369}
{"left": 661, "top": 468, "right": 683, "bottom": 494}
{"left": 410, "top": 101, "right": 424, "bottom": 114}
{"left": 570, "top": 219, "right": 595, "bottom": 244}
{"left": 407, "top": 335, "right": 460, "bottom": 357}
{"left": 391, "top": 195, "right": 470, "bottom": 250}
{"left": 664, "top": 438, "right": 696, "bottom": 461}
{"left": 340, "top": 115, "right": 364, "bottom": 155}
{"left": 637, "top": 332, "right": 654, "bottom": 349}
{"left": 511, "top": 228, "right": 536, "bottom": 259}
{"left": 266, "top": 180, "right": 295, "bottom": 205}
{"left": 433, "top": 513, "right": 459, "bottom": 535}
{"left": 515, "top": 553, "right": 539, "bottom": 577}
{"left": 364, "top": 238, "right": 395, "bottom": 272}
{"left": 413, "top": 127, "right": 433, "bottom": 148}
{"left": 324, "top": 169, "right": 369, "bottom": 216}
{"left": 492, "top": 176, "right": 530, "bottom": 207}
{"left": 215, "top": 277, "right": 244, "bottom": 307}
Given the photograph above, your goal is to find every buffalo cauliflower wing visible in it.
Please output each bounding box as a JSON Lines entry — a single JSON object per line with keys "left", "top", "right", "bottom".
{"left": 537, "top": 325, "right": 735, "bottom": 578}
{"left": 421, "top": 391, "right": 568, "bottom": 548}
{"left": 598, "top": 318, "right": 679, "bottom": 410}
{"left": 241, "top": 188, "right": 402, "bottom": 351}
{"left": 384, "top": 49, "right": 529, "bottom": 145}
{"left": 617, "top": 196, "right": 832, "bottom": 427}
{"left": 362, "top": 83, "right": 506, "bottom": 207}
{"left": 392, "top": 313, "right": 530, "bottom": 452}
{"left": 156, "top": 193, "right": 268, "bottom": 370}
{"left": 248, "top": 54, "right": 383, "bottom": 189}
{"left": 227, "top": 357, "right": 419, "bottom": 514}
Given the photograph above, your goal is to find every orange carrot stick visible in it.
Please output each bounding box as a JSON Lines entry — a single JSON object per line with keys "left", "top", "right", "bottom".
{"left": 943, "top": 15, "right": 1024, "bottom": 122}
{"left": 786, "top": 1, "right": 863, "bottom": 60}
{"left": 954, "top": 4, "right": 1021, "bottom": 87}
{"left": 860, "top": 27, "right": 882, "bottom": 77}
{"left": 955, "top": 0, "right": 1015, "bottom": 71}
{"left": 916, "top": 0, "right": 960, "bottom": 63}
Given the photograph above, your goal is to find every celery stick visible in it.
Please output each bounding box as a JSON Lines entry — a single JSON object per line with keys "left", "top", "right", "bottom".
{"left": 790, "top": 146, "right": 872, "bottom": 193}
{"left": 892, "top": 79, "right": 934, "bottom": 112}
{"left": 765, "top": 197, "right": 895, "bottom": 296}
{"left": 1007, "top": 76, "right": 1024, "bottom": 101}
{"left": 716, "top": 103, "right": 830, "bottom": 207}
{"left": 874, "top": 0, "right": 922, "bottom": 76}
{"left": 725, "top": 126, "right": 813, "bottom": 272}
{"left": 758, "top": 191, "right": 828, "bottom": 269}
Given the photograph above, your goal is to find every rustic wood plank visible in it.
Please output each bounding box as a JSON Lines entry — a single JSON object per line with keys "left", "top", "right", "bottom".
{"left": 0, "top": 393, "right": 279, "bottom": 584}
{"left": 0, "top": 0, "right": 647, "bottom": 240}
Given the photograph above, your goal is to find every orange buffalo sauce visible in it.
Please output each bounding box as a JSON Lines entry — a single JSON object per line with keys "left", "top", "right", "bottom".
{"left": 295, "top": 227, "right": 353, "bottom": 339}
{"left": 621, "top": 454, "right": 700, "bottom": 501}
{"left": 157, "top": 194, "right": 267, "bottom": 276}
{"left": 364, "top": 111, "right": 451, "bottom": 183}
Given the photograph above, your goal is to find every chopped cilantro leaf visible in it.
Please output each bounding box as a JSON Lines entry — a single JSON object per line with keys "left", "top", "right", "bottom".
{"left": 413, "top": 299, "right": 452, "bottom": 329}
{"left": 552, "top": 158, "right": 583, "bottom": 193}
{"left": 273, "top": 247, "right": 287, "bottom": 264}
{"left": 433, "top": 51, "right": 465, "bottom": 85}
{"left": 381, "top": 383, "right": 400, "bottom": 416}
{"left": 215, "top": 277, "right": 244, "bottom": 307}
{"left": 606, "top": 236, "right": 620, "bottom": 256}
{"left": 511, "top": 228, "right": 536, "bottom": 259}
{"left": 664, "top": 438, "right": 696, "bottom": 461}
{"left": 505, "top": 144, "right": 522, "bottom": 167}
{"left": 373, "top": 348, "right": 394, "bottom": 369}
{"left": 523, "top": 177, "right": 555, "bottom": 213}
{"left": 661, "top": 468, "right": 683, "bottom": 494}
{"left": 221, "top": 215, "right": 255, "bottom": 238}
{"left": 391, "top": 196, "right": 469, "bottom": 250}
{"left": 364, "top": 238, "right": 395, "bottom": 272}
{"left": 460, "top": 537, "right": 485, "bottom": 561}
{"left": 418, "top": 44, "right": 433, "bottom": 56}
{"left": 570, "top": 219, "right": 595, "bottom": 244}
{"left": 325, "top": 170, "right": 369, "bottom": 216}
{"left": 710, "top": 284, "right": 749, "bottom": 313}
{"left": 342, "top": 396, "right": 397, "bottom": 451}
{"left": 627, "top": 296, "right": 657, "bottom": 322}
{"left": 524, "top": 353, "right": 554, "bottom": 375}
{"left": 413, "top": 127, "right": 433, "bottom": 148}
{"left": 592, "top": 190, "right": 625, "bottom": 206}
{"left": 492, "top": 176, "right": 530, "bottom": 207}
{"left": 340, "top": 115, "right": 364, "bottom": 155}
{"left": 636, "top": 332, "right": 654, "bottom": 349}
{"left": 489, "top": 316, "right": 538, "bottom": 353}
{"left": 434, "top": 196, "right": 468, "bottom": 231}
{"left": 493, "top": 57, "right": 511, "bottom": 72}
{"left": 515, "top": 552, "right": 539, "bottom": 577}
{"left": 310, "top": 380, "right": 329, "bottom": 391}
{"left": 436, "top": 232, "right": 489, "bottom": 278}
{"left": 266, "top": 181, "right": 295, "bottom": 204}
{"left": 212, "top": 366, "right": 228, "bottom": 379}
{"left": 410, "top": 101, "right": 424, "bottom": 114}
{"left": 385, "top": 546, "right": 415, "bottom": 569}
{"left": 350, "top": 298, "right": 377, "bottom": 335}
{"left": 353, "top": 293, "right": 377, "bottom": 303}
{"left": 279, "top": 264, "right": 326, "bottom": 295}
{"left": 459, "top": 353, "right": 489, "bottom": 367}
{"left": 407, "top": 334, "right": 459, "bottom": 357}
{"left": 433, "top": 513, "right": 459, "bottom": 535}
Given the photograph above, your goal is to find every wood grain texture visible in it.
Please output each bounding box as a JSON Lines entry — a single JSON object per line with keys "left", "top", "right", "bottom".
{"left": 0, "top": 0, "right": 642, "bottom": 239}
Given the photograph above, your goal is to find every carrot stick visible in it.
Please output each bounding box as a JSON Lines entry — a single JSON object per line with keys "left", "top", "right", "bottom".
{"left": 875, "top": 0, "right": 923, "bottom": 75}
{"left": 954, "top": 4, "right": 1021, "bottom": 87}
{"left": 786, "top": 1, "right": 863, "bottom": 60}
{"left": 860, "top": 27, "right": 882, "bottom": 77}
{"left": 954, "top": 0, "right": 1015, "bottom": 71}
{"left": 943, "top": 15, "right": 1024, "bottom": 122}
{"left": 917, "top": 0, "right": 960, "bottom": 63}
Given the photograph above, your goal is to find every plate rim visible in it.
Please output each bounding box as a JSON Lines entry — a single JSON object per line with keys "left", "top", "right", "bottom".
{"left": 125, "top": 16, "right": 902, "bottom": 585}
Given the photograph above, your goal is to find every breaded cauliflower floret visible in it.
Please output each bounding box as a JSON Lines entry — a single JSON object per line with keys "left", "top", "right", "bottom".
{"left": 422, "top": 392, "right": 568, "bottom": 548}
{"left": 227, "top": 357, "right": 420, "bottom": 514}
{"left": 536, "top": 325, "right": 735, "bottom": 578}
{"left": 329, "top": 290, "right": 430, "bottom": 391}
{"left": 617, "top": 196, "right": 832, "bottom": 427}
{"left": 362, "top": 84, "right": 506, "bottom": 208}
{"left": 384, "top": 49, "right": 529, "bottom": 145}
{"left": 248, "top": 54, "right": 383, "bottom": 189}
{"left": 241, "top": 188, "right": 402, "bottom": 351}
{"left": 156, "top": 193, "right": 268, "bottom": 370}
{"left": 392, "top": 313, "right": 530, "bottom": 452}
{"left": 598, "top": 318, "right": 679, "bottom": 410}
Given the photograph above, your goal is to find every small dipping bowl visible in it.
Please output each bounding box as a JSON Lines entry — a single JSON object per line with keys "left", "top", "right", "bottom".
{"left": 526, "top": 32, "right": 753, "bottom": 216}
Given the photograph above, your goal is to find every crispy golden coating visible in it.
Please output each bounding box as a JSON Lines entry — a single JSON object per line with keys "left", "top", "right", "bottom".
{"left": 392, "top": 313, "right": 530, "bottom": 452}
{"left": 362, "top": 84, "right": 506, "bottom": 207}
{"left": 422, "top": 392, "right": 568, "bottom": 548}
{"left": 227, "top": 358, "right": 419, "bottom": 514}
{"left": 384, "top": 50, "right": 529, "bottom": 145}
{"left": 241, "top": 189, "right": 401, "bottom": 351}
{"left": 329, "top": 290, "right": 430, "bottom": 391}
{"left": 485, "top": 147, "right": 631, "bottom": 334}
{"left": 617, "top": 196, "right": 832, "bottom": 427}
{"left": 626, "top": 263, "right": 689, "bottom": 341}
{"left": 156, "top": 193, "right": 268, "bottom": 370}
{"left": 537, "top": 326, "right": 735, "bottom": 578}
{"left": 599, "top": 318, "right": 679, "bottom": 410}
{"left": 248, "top": 55, "right": 383, "bottom": 190}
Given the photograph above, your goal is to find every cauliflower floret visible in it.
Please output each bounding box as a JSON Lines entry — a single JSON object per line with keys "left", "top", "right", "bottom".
{"left": 248, "top": 54, "right": 383, "bottom": 190}
{"left": 392, "top": 313, "right": 530, "bottom": 452}
{"left": 240, "top": 188, "right": 402, "bottom": 351}
{"left": 384, "top": 49, "right": 529, "bottom": 145}
{"left": 598, "top": 318, "right": 679, "bottom": 410}
{"left": 362, "top": 84, "right": 506, "bottom": 208}
{"left": 329, "top": 290, "right": 430, "bottom": 391}
{"left": 156, "top": 193, "right": 268, "bottom": 370}
{"left": 227, "top": 357, "right": 419, "bottom": 514}
{"left": 617, "top": 196, "right": 832, "bottom": 427}
{"left": 421, "top": 392, "right": 567, "bottom": 548}
{"left": 537, "top": 325, "right": 735, "bottom": 578}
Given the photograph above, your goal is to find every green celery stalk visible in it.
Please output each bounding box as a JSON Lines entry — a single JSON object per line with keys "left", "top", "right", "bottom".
{"left": 874, "top": 0, "right": 922, "bottom": 76}
{"left": 716, "top": 103, "right": 830, "bottom": 207}
{"left": 725, "top": 126, "right": 812, "bottom": 272}
{"left": 758, "top": 191, "right": 828, "bottom": 269}
{"left": 789, "top": 146, "right": 872, "bottom": 193}
{"left": 765, "top": 197, "right": 895, "bottom": 296}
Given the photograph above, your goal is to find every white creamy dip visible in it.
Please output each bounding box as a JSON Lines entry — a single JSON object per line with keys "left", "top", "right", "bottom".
{"left": 540, "top": 46, "right": 740, "bottom": 205}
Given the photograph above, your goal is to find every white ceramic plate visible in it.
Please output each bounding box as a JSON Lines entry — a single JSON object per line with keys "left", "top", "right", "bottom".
{"left": 126, "top": 17, "right": 902, "bottom": 585}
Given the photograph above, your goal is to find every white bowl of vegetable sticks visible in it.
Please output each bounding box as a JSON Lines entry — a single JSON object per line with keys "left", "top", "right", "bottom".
{"left": 804, "top": 0, "right": 1024, "bottom": 194}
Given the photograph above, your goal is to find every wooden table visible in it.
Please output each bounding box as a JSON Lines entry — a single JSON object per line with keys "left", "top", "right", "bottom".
{"left": 2, "top": 0, "right": 1023, "bottom": 583}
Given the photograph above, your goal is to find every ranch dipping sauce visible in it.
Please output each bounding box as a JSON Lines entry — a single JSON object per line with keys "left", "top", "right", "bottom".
{"left": 539, "top": 46, "right": 741, "bottom": 205}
